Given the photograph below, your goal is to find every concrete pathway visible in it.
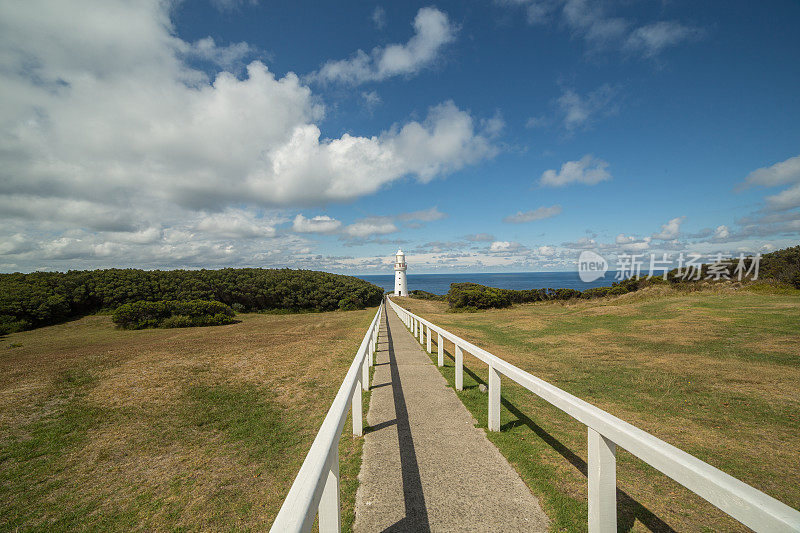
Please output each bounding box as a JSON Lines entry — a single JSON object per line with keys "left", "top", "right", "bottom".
{"left": 354, "top": 304, "right": 549, "bottom": 532}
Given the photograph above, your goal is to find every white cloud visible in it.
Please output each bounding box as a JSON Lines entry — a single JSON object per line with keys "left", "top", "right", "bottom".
{"left": 539, "top": 155, "right": 611, "bottom": 187}
{"left": 737, "top": 155, "right": 800, "bottom": 211}
{"left": 196, "top": 210, "right": 276, "bottom": 239}
{"left": 344, "top": 217, "right": 399, "bottom": 238}
{"left": 766, "top": 184, "right": 800, "bottom": 211}
{"left": 311, "top": 7, "right": 456, "bottom": 85}
{"left": 188, "top": 37, "right": 255, "bottom": 69}
{"left": 490, "top": 241, "right": 521, "bottom": 253}
{"left": 562, "top": 0, "right": 628, "bottom": 49}
{"left": 557, "top": 84, "right": 617, "bottom": 131}
{"left": 536, "top": 245, "right": 556, "bottom": 256}
{"left": 740, "top": 155, "right": 800, "bottom": 188}
{"left": 503, "top": 204, "right": 562, "bottom": 223}
{"left": 625, "top": 21, "right": 704, "bottom": 57}
{"left": 652, "top": 216, "right": 685, "bottom": 240}
{"left": 292, "top": 214, "right": 342, "bottom": 234}
{"left": 615, "top": 234, "right": 651, "bottom": 251}
{"left": 0, "top": 1, "right": 497, "bottom": 269}
{"left": 712, "top": 225, "right": 730, "bottom": 240}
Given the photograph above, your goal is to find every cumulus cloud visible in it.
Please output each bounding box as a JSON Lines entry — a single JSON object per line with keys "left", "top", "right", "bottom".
{"left": 0, "top": 1, "right": 497, "bottom": 269}
{"left": 536, "top": 245, "right": 556, "bottom": 256}
{"left": 503, "top": 204, "right": 562, "bottom": 223}
{"left": 292, "top": 214, "right": 342, "bottom": 234}
{"left": 489, "top": 241, "right": 522, "bottom": 253}
{"left": 712, "top": 225, "right": 730, "bottom": 240}
{"left": 539, "top": 155, "right": 611, "bottom": 187}
{"left": 311, "top": 7, "right": 456, "bottom": 85}
{"left": 652, "top": 216, "right": 685, "bottom": 240}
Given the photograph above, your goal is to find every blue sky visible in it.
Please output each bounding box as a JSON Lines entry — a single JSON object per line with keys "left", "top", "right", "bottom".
{"left": 1, "top": 0, "right": 799, "bottom": 273}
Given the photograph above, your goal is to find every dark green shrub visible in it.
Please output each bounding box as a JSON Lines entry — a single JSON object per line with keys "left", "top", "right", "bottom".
{"left": 338, "top": 296, "right": 363, "bottom": 311}
{"left": 161, "top": 315, "right": 193, "bottom": 328}
{"left": 580, "top": 287, "right": 611, "bottom": 299}
{"left": 447, "top": 283, "right": 513, "bottom": 309}
{"left": 113, "top": 300, "right": 235, "bottom": 329}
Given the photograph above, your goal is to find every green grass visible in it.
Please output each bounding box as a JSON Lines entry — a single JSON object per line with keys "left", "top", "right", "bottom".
{"left": 397, "top": 286, "right": 800, "bottom": 532}
{"left": 0, "top": 310, "right": 378, "bottom": 531}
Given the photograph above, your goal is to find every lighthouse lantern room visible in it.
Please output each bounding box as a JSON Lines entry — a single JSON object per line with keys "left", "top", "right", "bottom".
{"left": 394, "top": 249, "right": 408, "bottom": 296}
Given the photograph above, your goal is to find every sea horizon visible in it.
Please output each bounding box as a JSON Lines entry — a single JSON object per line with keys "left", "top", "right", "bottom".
{"left": 355, "top": 271, "right": 625, "bottom": 295}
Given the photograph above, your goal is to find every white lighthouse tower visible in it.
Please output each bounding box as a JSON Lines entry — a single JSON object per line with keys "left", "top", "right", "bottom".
{"left": 394, "top": 249, "right": 408, "bottom": 296}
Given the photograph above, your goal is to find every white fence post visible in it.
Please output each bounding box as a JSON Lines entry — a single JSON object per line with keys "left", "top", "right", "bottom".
{"left": 588, "top": 427, "right": 617, "bottom": 533}
{"left": 437, "top": 333, "right": 443, "bottom": 367}
{"left": 455, "top": 344, "right": 463, "bottom": 391}
{"left": 488, "top": 364, "right": 501, "bottom": 431}
{"left": 352, "top": 377, "right": 362, "bottom": 436}
{"left": 426, "top": 327, "right": 432, "bottom": 353}
{"left": 362, "top": 353, "right": 369, "bottom": 392}
{"left": 419, "top": 322, "right": 424, "bottom": 344}
{"left": 318, "top": 447, "right": 341, "bottom": 533}
{"left": 369, "top": 327, "right": 378, "bottom": 366}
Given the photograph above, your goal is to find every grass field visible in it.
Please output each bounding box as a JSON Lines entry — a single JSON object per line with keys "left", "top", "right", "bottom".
{"left": 0, "top": 309, "right": 377, "bottom": 531}
{"left": 394, "top": 285, "right": 800, "bottom": 532}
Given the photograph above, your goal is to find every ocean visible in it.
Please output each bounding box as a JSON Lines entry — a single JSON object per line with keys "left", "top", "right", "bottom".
{"left": 355, "top": 271, "right": 622, "bottom": 295}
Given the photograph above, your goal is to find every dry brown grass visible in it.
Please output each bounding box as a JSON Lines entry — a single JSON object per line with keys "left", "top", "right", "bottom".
{"left": 0, "top": 310, "right": 376, "bottom": 531}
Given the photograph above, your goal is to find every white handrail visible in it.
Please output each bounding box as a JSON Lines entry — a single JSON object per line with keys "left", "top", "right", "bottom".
{"left": 270, "top": 301, "right": 383, "bottom": 533}
{"left": 387, "top": 297, "right": 800, "bottom": 533}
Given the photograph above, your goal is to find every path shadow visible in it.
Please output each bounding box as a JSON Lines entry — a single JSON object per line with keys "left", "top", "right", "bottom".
{"left": 364, "top": 418, "right": 397, "bottom": 434}
{"left": 432, "top": 340, "right": 675, "bottom": 533}
{"left": 380, "top": 310, "right": 431, "bottom": 533}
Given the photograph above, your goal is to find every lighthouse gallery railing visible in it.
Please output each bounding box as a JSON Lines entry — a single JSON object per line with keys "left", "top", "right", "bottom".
{"left": 387, "top": 297, "right": 800, "bottom": 533}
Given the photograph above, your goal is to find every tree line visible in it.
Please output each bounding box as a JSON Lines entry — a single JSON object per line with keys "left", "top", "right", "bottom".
{"left": 0, "top": 268, "right": 384, "bottom": 334}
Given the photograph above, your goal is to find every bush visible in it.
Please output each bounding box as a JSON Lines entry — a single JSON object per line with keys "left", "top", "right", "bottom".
{"left": 338, "top": 296, "right": 363, "bottom": 311}
{"left": 580, "top": 287, "right": 611, "bottom": 299}
{"left": 409, "top": 290, "right": 445, "bottom": 301}
{"left": 112, "top": 300, "right": 235, "bottom": 330}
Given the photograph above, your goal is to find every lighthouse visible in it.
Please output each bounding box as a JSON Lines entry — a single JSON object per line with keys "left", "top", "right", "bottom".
{"left": 394, "top": 249, "right": 408, "bottom": 296}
